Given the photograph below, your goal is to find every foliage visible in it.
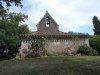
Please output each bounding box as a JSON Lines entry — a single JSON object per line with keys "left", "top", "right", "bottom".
{"left": 0, "top": 10, "right": 28, "bottom": 58}
{"left": 0, "top": 0, "right": 23, "bottom": 8}
{"left": 18, "top": 24, "right": 30, "bottom": 34}
{"left": 78, "top": 45, "right": 98, "bottom": 56}
{"left": 25, "top": 33, "right": 49, "bottom": 58}
{"left": 22, "top": 49, "right": 41, "bottom": 58}
{"left": 89, "top": 35, "right": 100, "bottom": 54}
{"left": 67, "top": 31, "right": 89, "bottom": 35}
{"left": 93, "top": 16, "right": 100, "bottom": 35}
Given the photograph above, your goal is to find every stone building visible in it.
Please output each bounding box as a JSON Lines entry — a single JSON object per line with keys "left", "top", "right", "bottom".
{"left": 20, "top": 11, "right": 89, "bottom": 57}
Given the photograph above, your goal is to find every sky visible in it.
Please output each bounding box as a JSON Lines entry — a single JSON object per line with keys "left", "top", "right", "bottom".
{"left": 9, "top": 0, "right": 100, "bottom": 35}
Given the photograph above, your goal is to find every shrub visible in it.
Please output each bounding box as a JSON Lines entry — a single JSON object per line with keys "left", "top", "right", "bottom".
{"left": 24, "top": 49, "right": 40, "bottom": 58}
{"left": 89, "top": 35, "right": 100, "bottom": 54}
{"left": 77, "top": 45, "right": 98, "bottom": 56}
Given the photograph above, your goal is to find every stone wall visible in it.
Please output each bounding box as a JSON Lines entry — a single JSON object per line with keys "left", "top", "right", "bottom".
{"left": 19, "top": 38, "right": 89, "bottom": 58}
{"left": 45, "top": 39, "right": 89, "bottom": 55}
{"left": 37, "top": 11, "right": 59, "bottom": 34}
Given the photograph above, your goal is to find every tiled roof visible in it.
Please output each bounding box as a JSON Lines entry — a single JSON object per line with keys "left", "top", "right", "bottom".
{"left": 20, "top": 31, "right": 89, "bottom": 39}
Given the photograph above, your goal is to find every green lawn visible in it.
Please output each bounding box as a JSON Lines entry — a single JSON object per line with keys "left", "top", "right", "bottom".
{"left": 0, "top": 56, "right": 100, "bottom": 75}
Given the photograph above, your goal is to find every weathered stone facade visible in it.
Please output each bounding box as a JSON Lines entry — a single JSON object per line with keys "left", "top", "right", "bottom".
{"left": 37, "top": 11, "right": 59, "bottom": 34}
{"left": 45, "top": 39, "right": 89, "bottom": 55}
{"left": 19, "top": 11, "right": 89, "bottom": 58}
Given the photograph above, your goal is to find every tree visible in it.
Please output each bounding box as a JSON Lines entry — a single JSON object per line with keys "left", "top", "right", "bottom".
{"left": 93, "top": 16, "right": 100, "bottom": 35}
{"left": 0, "top": 10, "right": 28, "bottom": 58}
{"left": 67, "top": 31, "right": 89, "bottom": 35}
{"left": 89, "top": 35, "right": 100, "bottom": 55}
{"left": 0, "top": 0, "right": 23, "bottom": 16}
{"left": 18, "top": 24, "right": 30, "bottom": 34}
{"left": 0, "top": 0, "right": 23, "bottom": 8}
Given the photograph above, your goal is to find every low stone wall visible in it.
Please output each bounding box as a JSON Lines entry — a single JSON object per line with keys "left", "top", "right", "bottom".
{"left": 19, "top": 38, "right": 89, "bottom": 58}
{"left": 45, "top": 39, "right": 89, "bottom": 55}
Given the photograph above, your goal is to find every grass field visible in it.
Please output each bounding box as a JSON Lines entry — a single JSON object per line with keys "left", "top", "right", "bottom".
{"left": 0, "top": 56, "right": 100, "bottom": 75}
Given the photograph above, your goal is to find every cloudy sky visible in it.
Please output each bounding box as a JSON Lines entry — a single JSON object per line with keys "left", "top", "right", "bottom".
{"left": 10, "top": 0, "right": 100, "bottom": 35}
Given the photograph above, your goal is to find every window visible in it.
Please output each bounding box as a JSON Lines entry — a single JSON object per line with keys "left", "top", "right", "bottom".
{"left": 46, "top": 23, "right": 49, "bottom": 27}
{"left": 46, "top": 17, "right": 49, "bottom": 20}
{"left": 46, "top": 17, "right": 50, "bottom": 27}
{"left": 46, "top": 21, "right": 49, "bottom": 24}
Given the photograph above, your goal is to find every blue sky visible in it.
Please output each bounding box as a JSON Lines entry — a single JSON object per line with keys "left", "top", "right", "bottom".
{"left": 9, "top": 0, "right": 100, "bottom": 35}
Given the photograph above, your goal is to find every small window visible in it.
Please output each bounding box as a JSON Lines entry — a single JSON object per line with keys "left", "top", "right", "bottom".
{"left": 46, "top": 17, "right": 49, "bottom": 20}
{"left": 46, "top": 17, "right": 50, "bottom": 27}
{"left": 46, "top": 24, "right": 49, "bottom": 27}
{"left": 46, "top": 21, "right": 49, "bottom": 24}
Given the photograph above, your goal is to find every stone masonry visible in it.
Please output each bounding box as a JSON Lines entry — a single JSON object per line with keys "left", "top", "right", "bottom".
{"left": 19, "top": 11, "right": 89, "bottom": 58}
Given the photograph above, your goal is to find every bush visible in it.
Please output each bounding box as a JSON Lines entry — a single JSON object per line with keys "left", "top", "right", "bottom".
{"left": 21, "top": 49, "right": 47, "bottom": 58}
{"left": 89, "top": 35, "right": 100, "bottom": 54}
{"left": 78, "top": 45, "right": 98, "bottom": 56}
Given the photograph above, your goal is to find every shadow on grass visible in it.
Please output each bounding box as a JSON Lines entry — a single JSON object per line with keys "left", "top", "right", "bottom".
{"left": 0, "top": 57, "right": 11, "bottom": 61}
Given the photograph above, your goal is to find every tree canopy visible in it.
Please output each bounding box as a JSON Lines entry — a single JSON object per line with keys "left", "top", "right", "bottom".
{"left": 89, "top": 35, "right": 100, "bottom": 55}
{"left": 67, "top": 31, "right": 89, "bottom": 35}
{"left": 0, "top": 10, "right": 29, "bottom": 58}
{"left": 18, "top": 24, "right": 30, "bottom": 34}
{"left": 93, "top": 16, "right": 100, "bottom": 35}
{"left": 0, "top": 0, "right": 23, "bottom": 8}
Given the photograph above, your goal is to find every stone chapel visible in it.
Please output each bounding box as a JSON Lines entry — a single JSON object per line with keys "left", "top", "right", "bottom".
{"left": 19, "top": 11, "right": 89, "bottom": 57}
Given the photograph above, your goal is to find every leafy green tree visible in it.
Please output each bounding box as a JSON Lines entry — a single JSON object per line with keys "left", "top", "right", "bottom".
{"left": 18, "top": 24, "right": 30, "bottom": 34}
{"left": 0, "top": 10, "right": 28, "bottom": 58}
{"left": 67, "top": 31, "right": 89, "bottom": 35}
{"left": 89, "top": 35, "right": 100, "bottom": 54}
{"left": 0, "top": 0, "right": 23, "bottom": 16}
{"left": 0, "top": 0, "right": 23, "bottom": 8}
{"left": 93, "top": 16, "right": 100, "bottom": 35}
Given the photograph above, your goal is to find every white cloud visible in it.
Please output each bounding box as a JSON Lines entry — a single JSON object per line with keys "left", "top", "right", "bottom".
{"left": 9, "top": 0, "right": 100, "bottom": 34}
